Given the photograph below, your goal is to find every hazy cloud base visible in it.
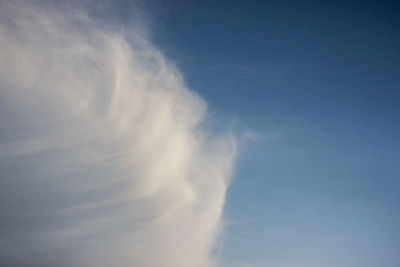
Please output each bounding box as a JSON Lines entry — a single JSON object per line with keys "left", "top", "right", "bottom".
{"left": 0, "top": 1, "right": 235, "bottom": 266}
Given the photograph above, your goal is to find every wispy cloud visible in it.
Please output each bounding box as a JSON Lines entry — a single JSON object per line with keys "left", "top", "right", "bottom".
{"left": 0, "top": 1, "right": 236, "bottom": 266}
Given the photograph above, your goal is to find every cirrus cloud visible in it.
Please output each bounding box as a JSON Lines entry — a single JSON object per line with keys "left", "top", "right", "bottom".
{"left": 0, "top": 1, "right": 236, "bottom": 266}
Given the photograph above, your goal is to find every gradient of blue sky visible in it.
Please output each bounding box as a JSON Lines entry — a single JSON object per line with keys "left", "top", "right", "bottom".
{"left": 150, "top": 1, "right": 400, "bottom": 266}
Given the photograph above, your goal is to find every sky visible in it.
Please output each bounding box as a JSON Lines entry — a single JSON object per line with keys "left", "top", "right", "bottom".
{"left": 150, "top": 1, "right": 400, "bottom": 266}
{"left": 1, "top": 1, "right": 400, "bottom": 267}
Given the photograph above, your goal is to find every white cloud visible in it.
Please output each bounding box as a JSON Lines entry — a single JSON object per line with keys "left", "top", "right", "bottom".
{"left": 0, "top": 1, "right": 236, "bottom": 266}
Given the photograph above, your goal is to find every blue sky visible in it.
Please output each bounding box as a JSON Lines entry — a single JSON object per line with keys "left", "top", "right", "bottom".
{"left": 1, "top": 1, "right": 399, "bottom": 266}
{"left": 150, "top": 1, "right": 400, "bottom": 266}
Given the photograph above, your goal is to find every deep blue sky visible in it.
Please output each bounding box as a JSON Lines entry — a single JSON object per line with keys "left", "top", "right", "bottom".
{"left": 149, "top": 1, "right": 400, "bottom": 266}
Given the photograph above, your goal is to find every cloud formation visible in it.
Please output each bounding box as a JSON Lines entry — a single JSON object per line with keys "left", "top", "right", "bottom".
{"left": 0, "top": 1, "right": 236, "bottom": 266}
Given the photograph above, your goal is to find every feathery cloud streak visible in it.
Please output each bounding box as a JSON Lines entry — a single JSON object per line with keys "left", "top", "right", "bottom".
{"left": 0, "top": 1, "right": 236, "bottom": 266}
